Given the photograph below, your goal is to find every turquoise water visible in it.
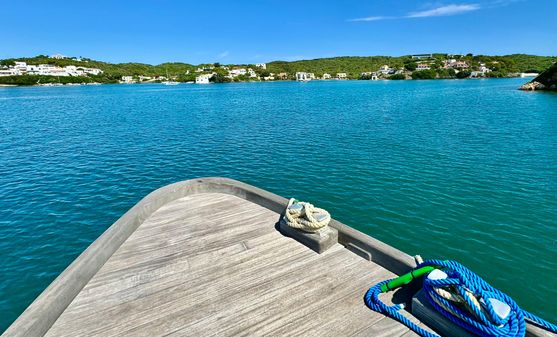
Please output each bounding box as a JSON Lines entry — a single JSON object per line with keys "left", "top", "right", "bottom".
{"left": 0, "top": 79, "right": 556, "bottom": 332}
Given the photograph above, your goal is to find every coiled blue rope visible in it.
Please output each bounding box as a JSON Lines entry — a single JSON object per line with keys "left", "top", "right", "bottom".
{"left": 364, "top": 259, "right": 557, "bottom": 337}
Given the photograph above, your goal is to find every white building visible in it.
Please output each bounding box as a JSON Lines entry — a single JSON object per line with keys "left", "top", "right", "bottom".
{"left": 50, "top": 54, "right": 67, "bottom": 59}
{"left": 416, "top": 63, "right": 431, "bottom": 71}
{"left": 79, "top": 67, "right": 103, "bottom": 75}
{"left": 0, "top": 61, "right": 102, "bottom": 77}
{"left": 361, "top": 72, "right": 378, "bottom": 80}
{"left": 36, "top": 64, "right": 70, "bottom": 76}
{"left": 229, "top": 68, "right": 247, "bottom": 77}
{"left": 0, "top": 68, "right": 20, "bottom": 76}
{"left": 453, "top": 61, "right": 469, "bottom": 69}
{"left": 336, "top": 73, "right": 347, "bottom": 79}
{"left": 248, "top": 68, "right": 257, "bottom": 78}
{"left": 255, "top": 63, "right": 266, "bottom": 69}
{"left": 411, "top": 54, "right": 432, "bottom": 60}
{"left": 478, "top": 63, "right": 490, "bottom": 73}
{"left": 64, "top": 65, "right": 82, "bottom": 76}
{"left": 25, "top": 65, "right": 40, "bottom": 74}
{"left": 379, "top": 65, "right": 392, "bottom": 75}
{"left": 121, "top": 76, "right": 134, "bottom": 83}
{"left": 195, "top": 74, "right": 212, "bottom": 84}
{"left": 14, "top": 61, "right": 27, "bottom": 71}
{"left": 471, "top": 63, "right": 491, "bottom": 77}
{"left": 322, "top": 73, "right": 331, "bottom": 80}
{"left": 295, "top": 72, "right": 311, "bottom": 81}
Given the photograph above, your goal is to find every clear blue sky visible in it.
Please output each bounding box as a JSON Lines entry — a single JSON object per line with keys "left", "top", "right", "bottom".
{"left": 2, "top": 0, "right": 556, "bottom": 65}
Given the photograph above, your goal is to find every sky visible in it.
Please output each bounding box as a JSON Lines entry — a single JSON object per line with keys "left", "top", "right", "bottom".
{"left": 2, "top": 0, "right": 556, "bottom": 65}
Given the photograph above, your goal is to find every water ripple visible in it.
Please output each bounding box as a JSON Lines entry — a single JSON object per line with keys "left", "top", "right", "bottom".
{"left": 0, "top": 80, "right": 556, "bottom": 332}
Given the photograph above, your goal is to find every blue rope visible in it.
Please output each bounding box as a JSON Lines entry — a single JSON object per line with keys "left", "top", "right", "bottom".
{"left": 364, "top": 259, "right": 557, "bottom": 337}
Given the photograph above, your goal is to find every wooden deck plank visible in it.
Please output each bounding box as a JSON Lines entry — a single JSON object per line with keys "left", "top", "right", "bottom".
{"left": 44, "top": 193, "right": 416, "bottom": 337}
{"left": 165, "top": 246, "right": 379, "bottom": 337}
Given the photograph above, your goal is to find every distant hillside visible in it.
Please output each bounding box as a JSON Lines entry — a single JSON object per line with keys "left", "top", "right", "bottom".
{"left": 267, "top": 54, "right": 557, "bottom": 78}
{"left": 0, "top": 55, "right": 197, "bottom": 82}
{"left": 267, "top": 56, "right": 404, "bottom": 77}
{"left": 1, "top": 53, "right": 556, "bottom": 84}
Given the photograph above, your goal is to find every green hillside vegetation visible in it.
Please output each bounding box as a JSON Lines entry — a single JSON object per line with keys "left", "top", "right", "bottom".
{"left": 0, "top": 54, "right": 555, "bottom": 84}
{"left": 267, "top": 56, "right": 404, "bottom": 79}
{"left": 267, "top": 54, "right": 556, "bottom": 79}
{"left": 0, "top": 55, "right": 196, "bottom": 83}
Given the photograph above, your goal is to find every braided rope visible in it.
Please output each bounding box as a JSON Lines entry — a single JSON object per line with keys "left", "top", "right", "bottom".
{"left": 283, "top": 198, "right": 331, "bottom": 232}
{"left": 364, "top": 259, "right": 557, "bottom": 337}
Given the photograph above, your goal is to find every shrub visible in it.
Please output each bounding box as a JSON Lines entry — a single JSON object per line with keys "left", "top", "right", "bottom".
{"left": 389, "top": 74, "right": 406, "bottom": 80}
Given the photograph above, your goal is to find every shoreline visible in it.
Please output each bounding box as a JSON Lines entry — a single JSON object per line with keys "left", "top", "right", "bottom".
{"left": 0, "top": 76, "right": 535, "bottom": 88}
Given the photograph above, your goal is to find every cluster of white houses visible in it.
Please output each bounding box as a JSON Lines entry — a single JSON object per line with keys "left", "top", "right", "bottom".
{"left": 122, "top": 63, "right": 272, "bottom": 84}
{"left": 194, "top": 63, "right": 268, "bottom": 84}
{"left": 0, "top": 61, "right": 103, "bottom": 77}
{"left": 294, "top": 72, "right": 349, "bottom": 81}
{"left": 355, "top": 57, "right": 496, "bottom": 80}
{"left": 360, "top": 65, "right": 405, "bottom": 80}
{"left": 414, "top": 59, "right": 492, "bottom": 77}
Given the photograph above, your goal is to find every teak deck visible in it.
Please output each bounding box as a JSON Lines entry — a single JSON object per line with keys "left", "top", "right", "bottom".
{"left": 3, "top": 178, "right": 555, "bottom": 337}
{"left": 44, "top": 193, "right": 418, "bottom": 337}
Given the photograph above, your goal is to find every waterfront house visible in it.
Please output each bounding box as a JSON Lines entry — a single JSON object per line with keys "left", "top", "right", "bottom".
{"left": 295, "top": 72, "right": 311, "bottom": 81}
{"left": 322, "top": 73, "right": 331, "bottom": 79}
{"left": 79, "top": 67, "right": 103, "bottom": 75}
{"left": 195, "top": 74, "right": 212, "bottom": 84}
{"left": 0, "top": 68, "right": 20, "bottom": 76}
{"left": 471, "top": 63, "right": 491, "bottom": 77}
{"left": 416, "top": 63, "right": 431, "bottom": 71}
{"left": 14, "top": 62, "right": 27, "bottom": 71}
{"left": 248, "top": 68, "right": 257, "bottom": 78}
{"left": 379, "top": 65, "right": 392, "bottom": 75}
{"left": 478, "top": 63, "right": 490, "bottom": 73}
{"left": 121, "top": 76, "right": 134, "bottom": 83}
{"left": 453, "top": 61, "right": 469, "bottom": 69}
{"left": 277, "top": 72, "right": 289, "bottom": 80}
{"left": 64, "top": 66, "right": 81, "bottom": 76}
{"left": 0, "top": 61, "right": 102, "bottom": 78}
{"left": 229, "top": 68, "right": 247, "bottom": 77}
{"left": 336, "top": 73, "right": 347, "bottom": 79}
{"left": 361, "top": 72, "right": 379, "bottom": 80}
{"left": 37, "top": 64, "right": 70, "bottom": 76}
{"left": 25, "top": 65, "right": 40, "bottom": 74}
{"left": 442, "top": 59, "right": 469, "bottom": 70}
{"left": 442, "top": 59, "right": 455, "bottom": 69}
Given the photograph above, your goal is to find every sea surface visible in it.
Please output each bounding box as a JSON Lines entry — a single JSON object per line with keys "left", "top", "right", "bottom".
{"left": 0, "top": 79, "right": 556, "bottom": 332}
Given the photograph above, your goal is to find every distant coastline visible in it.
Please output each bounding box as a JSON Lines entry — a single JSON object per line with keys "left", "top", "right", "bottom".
{"left": 1, "top": 53, "right": 555, "bottom": 86}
